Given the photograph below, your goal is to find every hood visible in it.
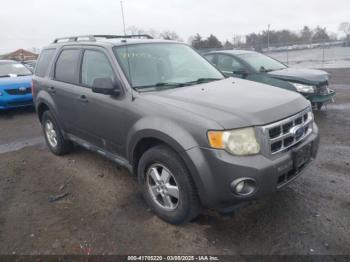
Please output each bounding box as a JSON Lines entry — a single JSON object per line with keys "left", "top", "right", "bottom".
{"left": 0, "top": 75, "right": 32, "bottom": 90}
{"left": 267, "top": 68, "right": 328, "bottom": 85}
{"left": 143, "top": 78, "right": 310, "bottom": 129}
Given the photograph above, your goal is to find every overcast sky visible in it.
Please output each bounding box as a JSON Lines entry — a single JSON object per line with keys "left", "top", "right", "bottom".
{"left": 1, "top": 0, "right": 349, "bottom": 53}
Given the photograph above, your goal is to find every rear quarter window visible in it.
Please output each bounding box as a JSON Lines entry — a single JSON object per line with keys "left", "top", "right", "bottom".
{"left": 35, "top": 49, "right": 56, "bottom": 77}
{"left": 54, "top": 49, "right": 81, "bottom": 84}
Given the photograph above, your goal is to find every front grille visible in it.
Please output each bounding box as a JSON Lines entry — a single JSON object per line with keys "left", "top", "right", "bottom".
{"left": 261, "top": 108, "right": 313, "bottom": 155}
{"left": 7, "top": 100, "right": 33, "bottom": 107}
{"left": 277, "top": 161, "right": 308, "bottom": 187}
{"left": 5, "top": 87, "right": 32, "bottom": 95}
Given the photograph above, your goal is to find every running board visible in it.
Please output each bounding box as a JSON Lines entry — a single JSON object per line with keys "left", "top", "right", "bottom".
{"left": 67, "top": 134, "right": 133, "bottom": 172}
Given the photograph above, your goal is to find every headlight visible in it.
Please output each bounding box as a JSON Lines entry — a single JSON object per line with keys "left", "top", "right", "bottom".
{"left": 207, "top": 127, "right": 260, "bottom": 156}
{"left": 290, "top": 82, "right": 315, "bottom": 94}
{"left": 0, "top": 91, "right": 3, "bottom": 96}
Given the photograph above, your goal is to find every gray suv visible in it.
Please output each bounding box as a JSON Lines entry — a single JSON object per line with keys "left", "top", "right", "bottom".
{"left": 33, "top": 35, "right": 319, "bottom": 224}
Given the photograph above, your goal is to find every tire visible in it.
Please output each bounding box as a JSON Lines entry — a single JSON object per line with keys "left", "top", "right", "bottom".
{"left": 41, "top": 111, "right": 73, "bottom": 155}
{"left": 138, "top": 145, "right": 201, "bottom": 224}
{"left": 317, "top": 102, "right": 323, "bottom": 110}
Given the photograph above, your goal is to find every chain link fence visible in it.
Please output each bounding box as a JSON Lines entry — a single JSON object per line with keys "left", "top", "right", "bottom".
{"left": 264, "top": 40, "right": 350, "bottom": 68}
{"left": 197, "top": 39, "right": 350, "bottom": 69}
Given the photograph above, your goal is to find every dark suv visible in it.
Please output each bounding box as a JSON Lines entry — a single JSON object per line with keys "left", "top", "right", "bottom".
{"left": 33, "top": 35, "right": 319, "bottom": 224}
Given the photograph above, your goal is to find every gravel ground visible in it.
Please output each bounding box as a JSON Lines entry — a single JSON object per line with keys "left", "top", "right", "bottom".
{"left": 0, "top": 68, "right": 349, "bottom": 255}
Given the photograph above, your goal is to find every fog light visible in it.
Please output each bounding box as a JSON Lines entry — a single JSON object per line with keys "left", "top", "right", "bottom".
{"left": 235, "top": 181, "right": 245, "bottom": 193}
{"left": 231, "top": 178, "right": 257, "bottom": 196}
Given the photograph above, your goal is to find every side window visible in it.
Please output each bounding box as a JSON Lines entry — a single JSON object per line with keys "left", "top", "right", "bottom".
{"left": 35, "top": 49, "right": 56, "bottom": 77}
{"left": 55, "top": 49, "right": 81, "bottom": 84}
{"left": 217, "top": 55, "right": 245, "bottom": 73}
{"left": 81, "top": 50, "right": 115, "bottom": 87}
{"left": 204, "top": 54, "right": 216, "bottom": 65}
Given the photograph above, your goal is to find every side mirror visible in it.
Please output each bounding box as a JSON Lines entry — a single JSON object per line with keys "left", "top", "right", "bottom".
{"left": 233, "top": 69, "right": 249, "bottom": 78}
{"left": 91, "top": 77, "right": 121, "bottom": 96}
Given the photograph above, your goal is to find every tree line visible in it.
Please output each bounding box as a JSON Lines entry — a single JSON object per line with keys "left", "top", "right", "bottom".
{"left": 127, "top": 22, "right": 350, "bottom": 50}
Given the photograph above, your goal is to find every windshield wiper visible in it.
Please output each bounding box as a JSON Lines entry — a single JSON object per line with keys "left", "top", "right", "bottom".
{"left": 182, "top": 77, "right": 222, "bottom": 85}
{"left": 134, "top": 82, "right": 185, "bottom": 92}
{"left": 0, "top": 74, "right": 11, "bottom": 78}
{"left": 134, "top": 78, "right": 222, "bottom": 92}
{"left": 259, "top": 66, "right": 278, "bottom": 73}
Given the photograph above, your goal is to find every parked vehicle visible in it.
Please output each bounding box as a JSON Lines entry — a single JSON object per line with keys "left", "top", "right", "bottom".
{"left": 33, "top": 35, "right": 319, "bottom": 224}
{"left": 0, "top": 60, "right": 33, "bottom": 110}
{"left": 22, "top": 60, "right": 37, "bottom": 73}
{"left": 204, "top": 50, "right": 335, "bottom": 110}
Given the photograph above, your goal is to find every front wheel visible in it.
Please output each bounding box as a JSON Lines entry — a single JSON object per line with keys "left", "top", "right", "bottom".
{"left": 317, "top": 102, "right": 323, "bottom": 110}
{"left": 138, "top": 145, "right": 201, "bottom": 224}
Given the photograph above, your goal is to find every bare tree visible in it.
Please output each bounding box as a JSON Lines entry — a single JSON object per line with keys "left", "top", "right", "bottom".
{"left": 160, "top": 31, "right": 182, "bottom": 41}
{"left": 339, "top": 22, "right": 350, "bottom": 36}
{"left": 126, "top": 26, "right": 159, "bottom": 38}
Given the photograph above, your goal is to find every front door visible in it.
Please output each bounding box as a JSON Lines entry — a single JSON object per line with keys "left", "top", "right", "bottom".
{"left": 75, "top": 48, "right": 126, "bottom": 155}
{"left": 216, "top": 54, "right": 248, "bottom": 78}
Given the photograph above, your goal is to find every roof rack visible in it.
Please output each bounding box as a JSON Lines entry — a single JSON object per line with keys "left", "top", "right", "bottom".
{"left": 52, "top": 34, "right": 153, "bottom": 43}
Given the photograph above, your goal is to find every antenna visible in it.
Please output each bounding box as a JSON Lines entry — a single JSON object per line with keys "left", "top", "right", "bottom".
{"left": 120, "top": 0, "right": 134, "bottom": 94}
{"left": 120, "top": 0, "right": 127, "bottom": 36}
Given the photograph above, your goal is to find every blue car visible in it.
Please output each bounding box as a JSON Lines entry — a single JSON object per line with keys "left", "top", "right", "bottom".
{"left": 0, "top": 60, "right": 33, "bottom": 110}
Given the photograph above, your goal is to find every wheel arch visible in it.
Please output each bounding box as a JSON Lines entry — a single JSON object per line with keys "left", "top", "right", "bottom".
{"left": 127, "top": 120, "right": 208, "bottom": 206}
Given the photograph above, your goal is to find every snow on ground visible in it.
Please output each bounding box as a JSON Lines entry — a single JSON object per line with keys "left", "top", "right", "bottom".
{"left": 268, "top": 46, "right": 350, "bottom": 69}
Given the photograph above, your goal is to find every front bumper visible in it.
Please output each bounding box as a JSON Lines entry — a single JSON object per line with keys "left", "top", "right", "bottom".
{"left": 306, "top": 89, "right": 336, "bottom": 104}
{"left": 183, "top": 123, "right": 319, "bottom": 209}
{"left": 0, "top": 93, "right": 33, "bottom": 109}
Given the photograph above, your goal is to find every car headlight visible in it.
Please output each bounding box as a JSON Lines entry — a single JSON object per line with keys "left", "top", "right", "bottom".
{"left": 0, "top": 91, "right": 3, "bottom": 96}
{"left": 207, "top": 127, "right": 260, "bottom": 156}
{"left": 290, "top": 82, "right": 315, "bottom": 94}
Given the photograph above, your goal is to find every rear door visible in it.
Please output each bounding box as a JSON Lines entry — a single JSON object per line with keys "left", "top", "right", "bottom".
{"left": 50, "top": 48, "right": 83, "bottom": 136}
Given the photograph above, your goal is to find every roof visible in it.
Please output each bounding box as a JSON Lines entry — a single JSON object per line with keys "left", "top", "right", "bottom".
{"left": 0, "top": 60, "right": 17, "bottom": 64}
{"left": 45, "top": 35, "right": 181, "bottom": 49}
{"left": 47, "top": 39, "right": 180, "bottom": 49}
{"left": 205, "top": 49, "right": 256, "bottom": 55}
{"left": 0, "top": 49, "right": 38, "bottom": 61}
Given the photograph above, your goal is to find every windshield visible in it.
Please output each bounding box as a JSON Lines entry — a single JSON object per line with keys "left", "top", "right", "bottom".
{"left": 113, "top": 43, "right": 223, "bottom": 90}
{"left": 0, "top": 62, "right": 32, "bottom": 77}
{"left": 238, "top": 52, "right": 287, "bottom": 72}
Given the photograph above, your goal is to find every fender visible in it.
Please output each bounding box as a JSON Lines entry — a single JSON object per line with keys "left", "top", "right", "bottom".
{"left": 35, "top": 90, "right": 59, "bottom": 119}
{"left": 126, "top": 116, "right": 208, "bottom": 201}
{"left": 35, "top": 90, "right": 68, "bottom": 138}
{"left": 127, "top": 116, "right": 201, "bottom": 161}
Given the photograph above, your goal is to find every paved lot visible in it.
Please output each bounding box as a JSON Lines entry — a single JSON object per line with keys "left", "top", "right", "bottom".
{"left": 0, "top": 68, "right": 349, "bottom": 255}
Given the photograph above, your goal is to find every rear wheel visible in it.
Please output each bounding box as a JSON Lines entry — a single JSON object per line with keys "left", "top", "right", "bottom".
{"left": 42, "top": 111, "right": 73, "bottom": 155}
{"left": 138, "top": 145, "right": 201, "bottom": 224}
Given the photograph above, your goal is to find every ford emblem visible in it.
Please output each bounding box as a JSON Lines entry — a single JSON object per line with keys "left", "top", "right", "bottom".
{"left": 290, "top": 125, "right": 304, "bottom": 138}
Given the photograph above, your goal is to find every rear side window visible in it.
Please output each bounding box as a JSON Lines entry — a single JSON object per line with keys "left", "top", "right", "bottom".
{"left": 81, "top": 50, "right": 115, "bottom": 87}
{"left": 35, "top": 49, "right": 56, "bottom": 77}
{"left": 55, "top": 49, "right": 81, "bottom": 84}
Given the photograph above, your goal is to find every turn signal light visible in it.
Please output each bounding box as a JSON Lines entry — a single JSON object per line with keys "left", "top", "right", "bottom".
{"left": 207, "top": 131, "right": 224, "bottom": 149}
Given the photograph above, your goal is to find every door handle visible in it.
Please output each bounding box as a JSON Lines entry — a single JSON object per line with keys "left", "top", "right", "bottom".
{"left": 78, "top": 94, "right": 88, "bottom": 103}
{"left": 48, "top": 86, "right": 56, "bottom": 94}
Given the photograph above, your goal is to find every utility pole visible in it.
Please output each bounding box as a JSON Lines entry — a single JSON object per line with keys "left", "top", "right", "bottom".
{"left": 267, "top": 24, "right": 270, "bottom": 53}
